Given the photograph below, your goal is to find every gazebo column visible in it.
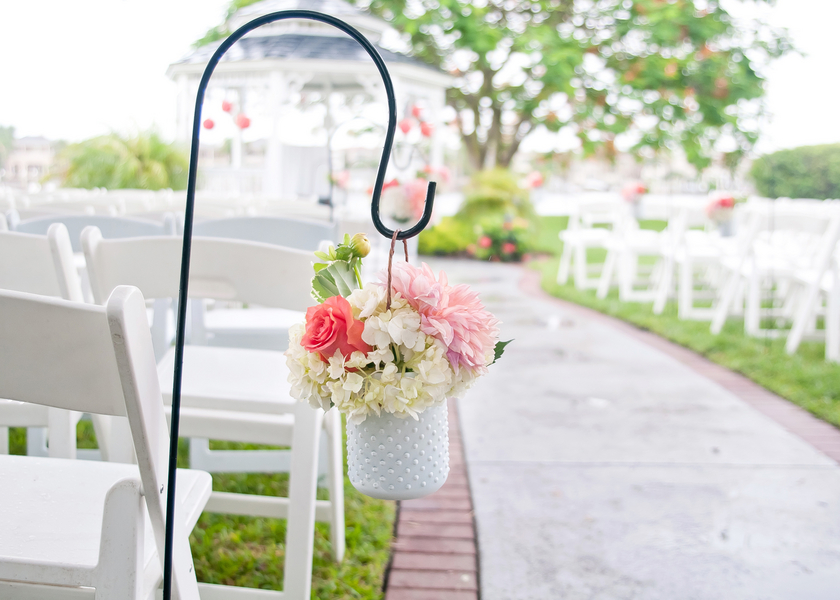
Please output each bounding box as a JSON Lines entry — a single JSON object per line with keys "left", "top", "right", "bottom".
{"left": 430, "top": 89, "right": 446, "bottom": 170}
{"left": 231, "top": 88, "right": 245, "bottom": 196}
{"left": 383, "top": 75, "right": 411, "bottom": 180}
{"left": 175, "top": 75, "right": 191, "bottom": 143}
{"left": 263, "top": 72, "right": 309, "bottom": 199}
{"left": 263, "top": 71, "right": 287, "bottom": 198}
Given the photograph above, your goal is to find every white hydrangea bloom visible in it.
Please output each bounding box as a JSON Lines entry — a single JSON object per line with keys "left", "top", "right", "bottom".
{"left": 347, "top": 284, "right": 387, "bottom": 319}
{"left": 286, "top": 280, "right": 486, "bottom": 423}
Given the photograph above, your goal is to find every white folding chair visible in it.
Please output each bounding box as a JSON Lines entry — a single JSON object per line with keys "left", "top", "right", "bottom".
{"left": 595, "top": 212, "right": 668, "bottom": 302}
{"left": 9, "top": 210, "right": 178, "bottom": 353}
{"left": 82, "top": 229, "right": 345, "bottom": 581}
{"left": 710, "top": 201, "right": 837, "bottom": 337}
{"left": 188, "top": 215, "right": 336, "bottom": 351}
{"left": 651, "top": 207, "right": 728, "bottom": 318}
{"left": 0, "top": 223, "right": 87, "bottom": 459}
{"left": 784, "top": 208, "right": 840, "bottom": 355}
{"left": 9, "top": 211, "right": 178, "bottom": 251}
{"left": 557, "top": 197, "right": 625, "bottom": 289}
{"left": 0, "top": 285, "right": 211, "bottom": 599}
{"left": 192, "top": 215, "right": 336, "bottom": 251}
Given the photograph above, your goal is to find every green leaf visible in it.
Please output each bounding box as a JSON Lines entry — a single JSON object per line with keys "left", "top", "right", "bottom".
{"left": 334, "top": 246, "right": 353, "bottom": 261}
{"left": 313, "top": 262, "right": 328, "bottom": 273}
{"left": 311, "top": 272, "right": 339, "bottom": 303}
{"left": 310, "top": 260, "right": 360, "bottom": 302}
{"left": 313, "top": 251, "right": 331, "bottom": 261}
{"left": 491, "top": 339, "right": 513, "bottom": 365}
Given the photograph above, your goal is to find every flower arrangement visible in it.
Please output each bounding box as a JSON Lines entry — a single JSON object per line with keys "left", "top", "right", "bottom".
{"left": 285, "top": 234, "right": 509, "bottom": 424}
{"left": 705, "top": 193, "right": 736, "bottom": 223}
{"left": 379, "top": 178, "right": 425, "bottom": 224}
{"left": 523, "top": 170, "right": 545, "bottom": 189}
{"left": 379, "top": 166, "right": 449, "bottom": 224}
{"left": 621, "top": 181, "right": 647, "bottom": 204}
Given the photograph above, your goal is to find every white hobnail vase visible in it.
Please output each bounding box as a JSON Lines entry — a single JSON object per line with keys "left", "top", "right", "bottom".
{"left": 347, "top": 402, "right": 450, "bottom": 500}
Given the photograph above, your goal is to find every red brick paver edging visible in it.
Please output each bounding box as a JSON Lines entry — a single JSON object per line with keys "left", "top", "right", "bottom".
{"left": 384, "top": 398, "right": 479, "bottom": 600}
{"left": 520, "top": 267, "right": 840, "bottom": 464}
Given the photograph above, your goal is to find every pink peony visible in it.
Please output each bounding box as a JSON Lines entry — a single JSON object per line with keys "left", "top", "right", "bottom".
{"left": 386, "top": 262, "right": 500, "bottom": 374}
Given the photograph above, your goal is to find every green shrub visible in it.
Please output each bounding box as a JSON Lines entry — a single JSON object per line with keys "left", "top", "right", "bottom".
{"left": 418, "top": 216, "right": 474, "bottom": 255}
{"left": 58, "top": 132, "right": 188, "bottom": 190}
{"left": 750, "top": 144, "right": 840, "bottom": 200}
{"left": 419, "top": 169, "right": 540, "bottom": 261}
{"left": 457, "top": 169, "right": 534, "bottom": 221}
{"left": 470, "top": 216, "right": 531, "bottom": 262}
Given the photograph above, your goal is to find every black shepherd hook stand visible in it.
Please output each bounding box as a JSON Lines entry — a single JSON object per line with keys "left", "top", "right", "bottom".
{"left": 164, "top": 9, "right": 435, "bottom": 598}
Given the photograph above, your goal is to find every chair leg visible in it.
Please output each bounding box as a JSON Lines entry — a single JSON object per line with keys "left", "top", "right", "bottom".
{"left": 27, "top": 427, "right": 49, "bottom": 457}
{"left": 652, "top": 256, "right": 672, "bottom": 314}
{"left": 745, "top": 269, "right": 761, "bottom": 337}
{"left": 678, "top": 259, "right": 693, "bottom": 320}
{"left": 47, "top": 408, "right": 78, "bottom": 459}
{"left": 283, "top": 404, "right": 323, "bottom": 600}
{"left": 573, "top": 245, "right": 588, "bottom": 289}
{"left": 325, "top": 409, "right": 346, "bottom": 562}
{"left": 787, "top": 282, "right": 822, "bottom": 355}
{"left": 618, "top": 252, "right": 634, "bottom": 301}
{"left": 96, "top": 480, "right": 144, "bottom": 600}
{"left": 557, "top": 244, "right": 572, "bottom": 285}
{"left": 827, "top": 272, "right": 840, "bottom": 362}
{"left": 597, "top": 249, "right": 618, "bottom": 299}
{"left": 711, "top": 270, "right": 740, "bottom": 335}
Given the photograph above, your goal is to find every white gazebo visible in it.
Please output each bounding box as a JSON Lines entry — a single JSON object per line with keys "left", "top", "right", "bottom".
{"left": 166, "top": 0, "right": 453, "bottom": 203}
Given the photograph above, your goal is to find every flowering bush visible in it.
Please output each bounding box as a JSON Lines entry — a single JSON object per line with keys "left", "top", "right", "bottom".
{"left": 468, "top": 217, "right": 530, "bottom": 262}
{"left": 286, "top": 236, "right": 508, "bottom": 423}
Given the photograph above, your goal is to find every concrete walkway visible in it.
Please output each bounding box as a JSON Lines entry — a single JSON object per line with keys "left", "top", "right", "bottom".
{"left": 432, "top": 258, "right": 840, "bottom": 600}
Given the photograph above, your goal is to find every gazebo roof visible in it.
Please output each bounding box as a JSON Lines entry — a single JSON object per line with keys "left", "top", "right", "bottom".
{"left": 168, "top": 0, "right": 448, "bottom": 84}
{"left": 230, "top": 0, "right": 387, "bottom": 39}
{"left": 172, "top": 33, "right": 435, "bottom": 73}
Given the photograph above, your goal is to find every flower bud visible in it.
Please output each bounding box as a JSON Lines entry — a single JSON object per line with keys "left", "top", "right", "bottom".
{"left": 349, "top": 233, "right": 371, "bottom": 258}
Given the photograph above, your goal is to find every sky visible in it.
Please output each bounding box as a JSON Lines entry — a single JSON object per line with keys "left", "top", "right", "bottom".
{"left": 0, "top": 0, "right": 837, "bottom": 155}
{"left": 0, "top": 0, "right": 230, "bottom": 142}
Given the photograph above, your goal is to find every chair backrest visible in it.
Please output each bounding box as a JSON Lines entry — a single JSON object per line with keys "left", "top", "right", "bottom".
{"left": 0, "top": 223, "right": 84, "bottom": 301}
{"left": 192, "top": 215, "right": 337, "bottom": 251}
{"left": 0, "top": 286, "right": 173, "bottom": 576}
{"left": 82, "top": 226, "right": 315, "bottom": 311}
{"left": 11, "top": 211, "right": 177, "bottom": 252}
{"left": 573, "top": 197, "right": 626, "bottom": 229}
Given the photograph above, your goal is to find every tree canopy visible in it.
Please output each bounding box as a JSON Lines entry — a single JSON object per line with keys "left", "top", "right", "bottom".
{"left": 58, "top": 132, "right": 188, "bottom": 190}
{"left": 195, "top": 0, "right": 262, "bottom": 47}
{"left": 751, "top": 145, "right": 840, "bottom": 201}
{"left": 353, "top": 0, "right": 793, "bottom": 170}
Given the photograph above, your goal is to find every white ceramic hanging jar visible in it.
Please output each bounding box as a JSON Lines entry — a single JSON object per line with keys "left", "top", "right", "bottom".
{"left": 347, "top": 403, "right": 450, "bottom": 500}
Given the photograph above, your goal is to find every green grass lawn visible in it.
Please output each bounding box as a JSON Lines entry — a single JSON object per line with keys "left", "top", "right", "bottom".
{"left": 9, "top": 423, "right": 395, "bottom": 599}
{"left": 530, "top": 218, "right": 840, "bottom": 429}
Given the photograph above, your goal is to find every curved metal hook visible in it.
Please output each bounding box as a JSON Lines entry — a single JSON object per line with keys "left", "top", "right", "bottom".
{"left": 164, "top": 10, "right": 435, "bottom": 599}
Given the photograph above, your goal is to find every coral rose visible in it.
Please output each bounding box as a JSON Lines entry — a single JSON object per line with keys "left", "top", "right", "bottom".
{"left": 302, "top": 295, "right": 371, "bottom": 362}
